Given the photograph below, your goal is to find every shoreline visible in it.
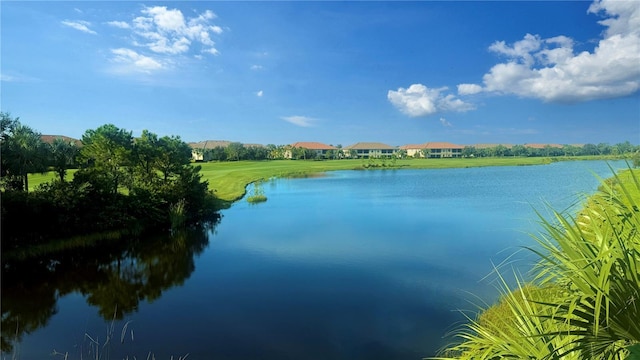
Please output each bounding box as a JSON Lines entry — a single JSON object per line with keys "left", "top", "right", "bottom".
{"left": 203, "top": 156, "right": 630, "bottom": 203}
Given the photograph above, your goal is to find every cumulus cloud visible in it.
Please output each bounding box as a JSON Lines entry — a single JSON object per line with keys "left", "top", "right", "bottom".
{"left": 257, "top": 90, "right": 264, "bottom": 97}
{"left": 459, "top": 0, "right": 640, "bottom": 103}
{"left": 108, "top": 6, "right": 223, "bottom": 57}
{"left": 110, "top": 48, "right": 163, "bottom": 73}
{"left": 61, "top": 20, "right": 97, "bottom": 34}
{"left": 387, "top": 84, "right": 475, "bottom": 117}
{"left": 281, "top": 115, "right": 315, "bottom": 127}
{"left": 457, "top": 83, "right": 483, "bottom": 95}
{"left": 251, "top": 64, "right": 264, "bottom": 70}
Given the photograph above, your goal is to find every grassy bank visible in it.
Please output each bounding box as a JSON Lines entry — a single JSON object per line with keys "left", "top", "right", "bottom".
{"left": 199, "top": 157, "right": 557, "bottom": 202}
{"left": 436, "top": 167, "right": 640, "bottom": 359}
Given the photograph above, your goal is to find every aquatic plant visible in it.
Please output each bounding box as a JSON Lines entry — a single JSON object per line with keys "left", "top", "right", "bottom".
{"left": 246, "top": 181, "right": 267, "bottom": 204}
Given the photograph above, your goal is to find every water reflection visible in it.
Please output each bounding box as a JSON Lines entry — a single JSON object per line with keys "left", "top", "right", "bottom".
{"left": 0, "top": 220, "right": 218, "bottom": 352}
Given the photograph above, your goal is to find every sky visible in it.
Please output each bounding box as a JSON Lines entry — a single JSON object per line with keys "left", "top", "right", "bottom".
{"left": 1, "top": 1, "right": 639, "bottom": 146}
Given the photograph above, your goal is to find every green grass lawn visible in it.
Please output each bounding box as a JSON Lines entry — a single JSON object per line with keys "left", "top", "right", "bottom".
{"left": 28, "top": 157, "right": 555, "bottom": 202}
{"left": 197, "top": 157, "right": 554, "bottom": 201}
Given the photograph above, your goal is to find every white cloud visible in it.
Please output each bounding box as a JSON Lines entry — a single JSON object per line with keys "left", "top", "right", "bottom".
{"left": 256, "top": 90, "right": 264, "bottom": 97}
{"left": 110, "top": 48, "right": 163, "bottom": 73}
{"left": 439, "top": 118, "right": 452, "bottom": 127}
{"left": 459, "top": 0, "right": 640, "bottom": 103}
{"left": 457, "top": 83, "right": 483, "bottom": 95}
{"left": 210, "top": 25, "right": 223, "bottom": 34}
{"left": 251, "top": 64, "right": 264, "bottom": 70}
{"left": 109, "top": 6, "right": 223, "bottom": 57}
{"left": 61, "top": 20, "right": 97, "bottom": 34}
{"left": 281, "top": 115, "right": 315, "bottom": 127}
{"left": 387, "top": 84, "right": 475, "bottom": 117}
{"left": 106, "top": 21, "right": 130, "bottom": 29}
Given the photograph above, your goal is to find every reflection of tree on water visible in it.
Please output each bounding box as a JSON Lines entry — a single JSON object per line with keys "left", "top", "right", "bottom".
{"left": 0, "top": 219, "right": 218, "bottom": 352}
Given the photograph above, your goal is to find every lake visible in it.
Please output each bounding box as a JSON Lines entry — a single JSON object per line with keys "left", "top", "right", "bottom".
{"left": 1, "top": 160, "right": 629, "bottom": 359}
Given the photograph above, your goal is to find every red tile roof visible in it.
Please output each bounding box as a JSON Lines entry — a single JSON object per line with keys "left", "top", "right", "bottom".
{"left": 423, "top": 142, "right": 463, "bottom": 149}
{"left": 345, "top": 142, "right": 395, "bottom": 150}
{"left": 290, "top": 142, "right": 337, "bottom": 150}
{"left": 524, "top": 143, "right": 563, "bottom": 149}
{"left": 473, "top": 143, "right": 514, "bottom": 149}
{"left": 399, "top": 144, "right": 427, "bottom": 150}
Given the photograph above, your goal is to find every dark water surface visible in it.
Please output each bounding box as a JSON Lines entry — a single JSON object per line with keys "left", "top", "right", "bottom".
{"left": 2, "top": 161, "right": 628, "bottom": 359}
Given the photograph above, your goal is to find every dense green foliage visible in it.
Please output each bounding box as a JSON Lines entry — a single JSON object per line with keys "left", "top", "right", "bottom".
{"left": 1, "top": 113, "right": 49, "bottom": 191}
{"left": 435, "top": 168, "right": 640, "bottom": 360}
{"left": 1, "top": 116, "right": 218, "bottom": 251}
{"left": 462, "top": 142, "right": 639, "bottom": 158}
{"left": 194, "top": 140, "right": 640, "bottom": 162}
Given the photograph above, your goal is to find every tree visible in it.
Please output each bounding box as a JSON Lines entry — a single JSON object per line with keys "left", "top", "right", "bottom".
{"left": 208, "top": 146, "right": 227, "bottom": 161}
{"left": 0, "top": 114, "right": 48, "bottom": 191}
{"left": 49, "top": 138, "right": 79, "bottom": 182}
{"left": 156, "top": 135, "right": 192, "bottom": 183}
{"left": 615, "top": 141, "right": 634, "bottom": 155}
{"left": 395, "top": 149, "right": 407, "bottom": 159}
{"left": 324, "top": 149, "right": 336, "bottom": 160}
{"left": 494, "top": 144, "right": 508, "bottom": 157}
{"left": 597, "top": 142, "right": 611, "bottom": 155}
{"left": 462, "top": 146, "right": 476, "bottom": 158}
{"left": 225, "top": 142, "right": 245, "bottom": 161}
{"left": 511, "top": 144, "right": 529, "bottom": 157}
{"left": 581, "top": 143, "right": 599, "bottom": 156}
{"left": 77, "top": 124, "right": 133, "bottom": 195}
{"left": 562, "top": 144, "right": 580, "bottom": 157}
{"left": 131, "top": 130, "right": 161, "bottom": 188}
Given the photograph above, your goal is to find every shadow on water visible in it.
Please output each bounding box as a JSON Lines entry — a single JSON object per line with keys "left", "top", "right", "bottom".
{"left": 0, "top": 219, "right": 220, "bottom": 353}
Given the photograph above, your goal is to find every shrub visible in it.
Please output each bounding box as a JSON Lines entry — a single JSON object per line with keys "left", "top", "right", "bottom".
{"left": 434, "top": 167, "right": 640, "bottom": 360}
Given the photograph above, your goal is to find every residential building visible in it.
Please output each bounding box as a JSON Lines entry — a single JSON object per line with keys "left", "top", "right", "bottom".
{"left": 399, "top": 142, "right": 463, "bottom": 158}
{"left": 343, "top": 142, "right": 396, "bottom": 158}
{"left": 524, "top": 143, "right": 563, "bottom": 149}
{"left": 285, "top": 142, "right": 337, "bottom": 159}
{"left": 399, "top": 143, "right": 428, "bottom": 158}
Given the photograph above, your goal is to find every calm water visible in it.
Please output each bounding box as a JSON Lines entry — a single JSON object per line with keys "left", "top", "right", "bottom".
{"left": 1, "top": 160, "right": 628, "bottom": 359}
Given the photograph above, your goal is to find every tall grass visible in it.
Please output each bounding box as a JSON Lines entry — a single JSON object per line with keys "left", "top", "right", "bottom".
{"left": 246, "top": 181, "right": 267, "bottom": 204}
{"left": 434, "top": 166, "right": 640, "bottom": 360}
{"left": 169, "top": 199, "right": 187, "bottom": 231}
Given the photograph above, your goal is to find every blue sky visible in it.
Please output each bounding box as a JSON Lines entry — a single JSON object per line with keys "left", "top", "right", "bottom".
{"left": 1, "top": 1, "right": 639, "bottom": 146}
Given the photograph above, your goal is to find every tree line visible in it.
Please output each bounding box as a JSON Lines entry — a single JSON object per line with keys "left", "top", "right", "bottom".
{"left": 1, "top": 112, "right": 218, "bottom": 250}
{"left": 460, "top": 142, "right": 638, "bottom": 158}
{"left": 193, "top": 142, "right": 639, "bottom": 162}
{"left": 194, "top": 143, "right": 348, "bottom": 161}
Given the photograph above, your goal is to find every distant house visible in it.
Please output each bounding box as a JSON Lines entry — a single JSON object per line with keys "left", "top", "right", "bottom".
{"left": 41, "top": 135, "right": 82, "bottom": 146}
{"left": 399, "top": 144, "right": 428, "bottom": 158}
{"left": 188, "top": 140, "right": 266, "bottom": 161}
{"left": 188, "top": 140, "right": 231, "bottom": 161}
{"left": 524, "top": 143, "right": 563, "bottom": 149}
{"left": 343, "top": 142, "right": 396, "bottom": 158}
{"left": 473, "top": 143, "right": 514, "bottom": 150}
{"left": 285, "top": 142, "right": 337, "bottom": 159}
{"left": 399, "top": 142, "right": 463, "bottom": 158}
